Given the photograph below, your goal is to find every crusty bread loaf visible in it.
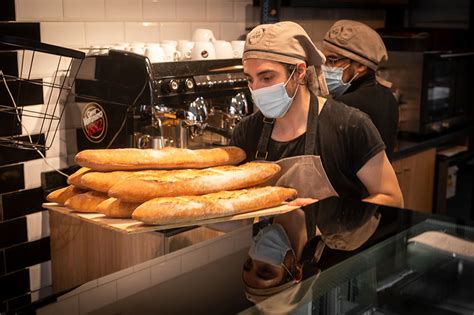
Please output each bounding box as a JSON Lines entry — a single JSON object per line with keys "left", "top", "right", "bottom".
{"left": 67, "top": 167, "right": 90, "bottom": 190}
{"left": 132, "top": 186, "right": 297, "bottom": 225}
{"left": 79, "top": 170, "right": 168, "bottom": 193}
{"left": 75, "top": 146, "right": 246, "bottom": 171}
{"left": 64, "top": 191, "right": 109, "bottom": 213}
{"left": 109, "top": 162, "right": 281, "bottom": 203}
{"left": 96, "top": 198, "right": 140, "bottom": 218}
{"left": 46, "top": 185, "right": 87, "bottom": 205}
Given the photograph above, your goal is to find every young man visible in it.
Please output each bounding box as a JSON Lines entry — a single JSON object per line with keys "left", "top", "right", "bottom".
{"left": 320, "top": 20, "right": 399, "bottom": 160}
{"left": 230, "top": 21, "right": 403, "bottom": 209}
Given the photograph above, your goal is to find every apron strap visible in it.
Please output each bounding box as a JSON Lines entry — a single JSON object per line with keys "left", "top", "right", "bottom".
{"left": 254, "top": 93, "right": 321, "bottom": 160}
{"left": 304, "top": 96, "right": 320, "bottom": 155}
{"left": 255, "top": 116, "right": 275, "bottom": 160}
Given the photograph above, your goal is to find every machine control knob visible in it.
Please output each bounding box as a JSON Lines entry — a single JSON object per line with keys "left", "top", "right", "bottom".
{"left": 185, "top": 78, "right": 194, "bottom": 90}
{"left": 161, "top": 79, "right": 180, "bottom": 94}
{"left": 169, "top": 80, "right": 179, "bottom": 92}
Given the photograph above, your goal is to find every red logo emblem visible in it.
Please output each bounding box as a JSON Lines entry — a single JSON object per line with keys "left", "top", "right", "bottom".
{"left": 82, "top": 102, "right": 107, "bottom": 143}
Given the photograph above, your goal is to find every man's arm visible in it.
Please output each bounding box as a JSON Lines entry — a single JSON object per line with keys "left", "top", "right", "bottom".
{"left": 357, "top": 150, "right": 404, "bottom": 208}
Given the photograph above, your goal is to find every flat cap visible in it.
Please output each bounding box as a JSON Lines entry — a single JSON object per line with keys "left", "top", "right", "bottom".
{"left": 322, "top": 20, "right": 387, "bottom": 70}
{"left": 243, "top": 21, "right": 325, "bottom": 66}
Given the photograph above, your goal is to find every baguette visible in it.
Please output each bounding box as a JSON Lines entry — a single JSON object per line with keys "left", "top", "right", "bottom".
{"left": 132, "top": 186, "right": 298, "bottom": 225}
{"left": 96, "top": 198, "right": 140, "bottom": 218}
{"left": 64, "top": 191, "right": 109, "bottom": 213}
{"left": 75, "top": 146, "right": 246, "bottom": 171}
{"left": 67, "top": 167, "right": 91, "bottom": 190}
{"left": 80, "top": 170, "right": 168, "bottom": 193}
{"left": 109, "top": 162, "right": 280, "bottom": 203}
{"left": 46, "top": 185, "right": 87, "bottom": 205}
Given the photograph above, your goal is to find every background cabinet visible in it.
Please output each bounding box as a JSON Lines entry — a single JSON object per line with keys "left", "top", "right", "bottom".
{"left": 392, "top": 148, "right": 436, "bottom": 213}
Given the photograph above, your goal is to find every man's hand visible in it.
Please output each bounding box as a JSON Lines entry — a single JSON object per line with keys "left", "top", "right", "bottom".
{"left": 288, "top": 198, "right": 318, "bottom": 207}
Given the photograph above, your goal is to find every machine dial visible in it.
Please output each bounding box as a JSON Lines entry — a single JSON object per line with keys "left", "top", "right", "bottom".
{"left": 185, "top": 78, "right": 194, "bottom": 90}
{"left": 161, "top": 79, "right": 180, "bottom": 94}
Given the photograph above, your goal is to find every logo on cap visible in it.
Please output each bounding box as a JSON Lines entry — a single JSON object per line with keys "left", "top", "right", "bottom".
{"left": 328, "top": 25, "right": 356, "bottom": 44}
{"left": 248, "top": 28, "right": 265, "bottom": 45}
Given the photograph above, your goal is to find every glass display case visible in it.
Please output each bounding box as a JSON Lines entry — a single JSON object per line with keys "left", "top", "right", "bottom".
{"left": 243, "top": 218, "right": 474, "bottom": 314}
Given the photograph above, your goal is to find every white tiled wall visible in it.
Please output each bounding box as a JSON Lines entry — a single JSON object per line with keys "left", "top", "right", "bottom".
{"left": 16, "top": 0, "right": 385, "bottom": 49}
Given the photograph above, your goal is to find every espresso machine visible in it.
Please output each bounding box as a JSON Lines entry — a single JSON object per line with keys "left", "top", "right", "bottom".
{"left": 69, "top": 50, "right": 251, "bottom": 151}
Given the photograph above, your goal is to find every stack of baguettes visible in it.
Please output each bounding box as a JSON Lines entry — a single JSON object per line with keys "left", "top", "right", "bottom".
{"left": 46, "top": 146, "right": 297, "bottom": 225}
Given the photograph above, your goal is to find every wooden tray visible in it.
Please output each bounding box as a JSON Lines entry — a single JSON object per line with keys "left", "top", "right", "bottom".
{"left": 43, "top": 202, "right": 300, "bottom": 234}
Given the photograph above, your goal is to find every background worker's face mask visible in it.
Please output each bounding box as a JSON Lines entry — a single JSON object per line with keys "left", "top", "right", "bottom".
{"left": 248, "top": 224, "right": 295, "bottom": 278}
{"left": 250, "top": 68, "right": 299, "bottom": 119}
{"left": 322, "top": 64, "right": 358, "bottom": 97}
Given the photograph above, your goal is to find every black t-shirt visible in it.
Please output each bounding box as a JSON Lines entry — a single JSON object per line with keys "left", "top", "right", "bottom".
{"left": 230, "top": 95, "right": 385, "bottom": 200}
{"left": 335, "top": 73, "right": 399, "bottom": 160}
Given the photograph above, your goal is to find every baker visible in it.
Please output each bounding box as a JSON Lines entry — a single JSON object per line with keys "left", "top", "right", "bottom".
{"left": 230, "top": 21, "right": 403, "bottom": 209}
{"left": 320, "top": 20, "right": 399, "bottom": 160}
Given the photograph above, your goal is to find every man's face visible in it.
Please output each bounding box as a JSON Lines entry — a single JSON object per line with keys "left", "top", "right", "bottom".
{"left": 323, "top": 50, "right": 356, "bottom": 83}
{"left": 243, "top": 58, "right": 298, "bottom": 94}
{"left": 242, "top": 250, "right": 295, "bottom": 289}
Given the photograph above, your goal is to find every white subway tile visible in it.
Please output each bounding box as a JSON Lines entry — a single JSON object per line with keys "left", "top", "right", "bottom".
{"left": 206, "top": 0, "right": 233, "bottom": 22}
{"left": 125, "top": 22, "right": 160, "bottom": 43}
{"left": 15, "top": 0, "right": 63, "bottom": 21}
{"left": 55, "top": 296, "right": 79, "bottom": 315}
{"left": 219, "top": 22, "right": 246, "bottom": 41}
{"left": 177, "top": 0, "right": 206, "bottom": 21}
{"left": 143, "top": 0, "right": 177, "bottom": 21}
{"left": 63, "top": 0, "right": 105, "bottom": 21}
{"left": 150, "top": 256, "right": 182, "bottom": 285}
{"left": 85, "top": 22, "right": 125, "bottom": 46}
{"left": 97, "top": 265, "right": 134, "bottom": 286}
{"left": 160, "top": 22, "right": 192, "bottom": 41}
{"left": 181, "top": 245, "right": 209, "bottom": 273}
{"left": 78, "top": 281, "right": 117, "bottom": 315}
{"left": 20, "top": 103, "right": 61, "bottom": 137}
{"left": 105, "top": 0, "right": 142, "bottom": 21}
{"left": 26, "top": 211, "right": 50, "bottom": 242}
{"left": 24, "top": 156, "right": 68, "bottom": 189}
{"left": 116, "top": 268, "right": 151, "bottom": 300}
{"left": 41, "top": 22, "right": 86, "bottom": 48}
{"left": 29, "top": 261, "right": 52, "bottom": 291}
{"left": 58, "top": 280, "right": 98, "bottom": 300}
{"left": 17, "top": 51, "right": 61, "bottom": 80}
{"left": 191, "top": 23, "right": 220, "bottom": 40}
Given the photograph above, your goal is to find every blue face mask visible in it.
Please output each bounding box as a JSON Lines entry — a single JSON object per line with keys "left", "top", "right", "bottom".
{"left": 322, "top": 64, "right": 358, "bottom": 97}
{"left": 250, "top": 68, "right": 299, "bottom": 119}
{"left": 248, "top": 224, "right": 295, "bottom": 277}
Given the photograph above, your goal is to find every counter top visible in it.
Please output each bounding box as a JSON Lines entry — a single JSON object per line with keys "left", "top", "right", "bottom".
{"left": 14, "top": 197, "right": 474, "bottom": 314}
{"left": 392, "top": 126, "right": 473, "bottom": 160}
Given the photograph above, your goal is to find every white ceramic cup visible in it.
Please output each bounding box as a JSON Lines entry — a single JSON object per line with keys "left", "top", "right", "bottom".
{"left": 231, "top": 40, "right": 245, "bottom": 58}
{"left": 161, "top": 40, "right": 178, "bottom": 48}
{"left": 177, "top": 40, "right": 194, "bottom": 60}
{"left": 191, "top": 41, "right": 216, "bottom": 60}
{"left": 145, "top": 45, "right": 165, "bottom": 63}
{"left": 161, "top": 43, "right": 181, "bottom": 62}
{"left": 192, "top": 28, "right": 216, "bottom": 42}
{"left": 213, "top": 40, "right": 234, "bottom": 59}
{"left": 130, "top": 43, "right": 145, "bottom": 55}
